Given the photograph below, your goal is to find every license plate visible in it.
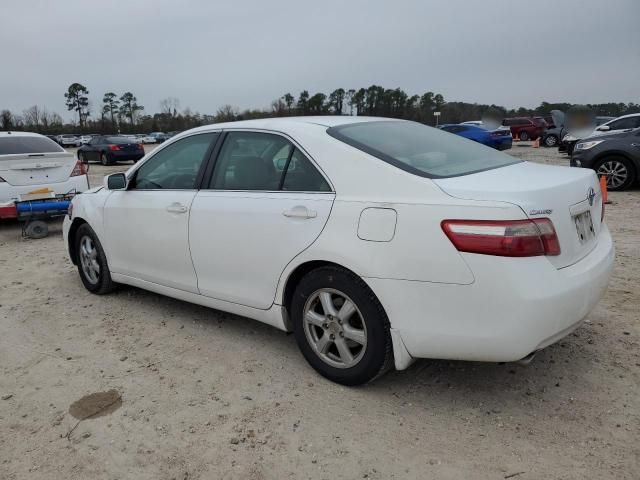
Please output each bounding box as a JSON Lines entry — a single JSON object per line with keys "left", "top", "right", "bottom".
{"left": 573, "top": 210, "right": 594, "bottom": 244}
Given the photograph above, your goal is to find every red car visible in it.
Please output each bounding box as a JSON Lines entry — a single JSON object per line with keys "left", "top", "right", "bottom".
{"left": 503, "top": 117, "right": 547, "bottom": 141}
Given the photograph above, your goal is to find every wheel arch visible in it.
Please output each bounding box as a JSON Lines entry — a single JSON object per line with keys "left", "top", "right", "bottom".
{"left": 279, "top": 259, "right": 414, "bottom": 371}
{"left": 67, "top": 217, "right": 88, "bottom": 265}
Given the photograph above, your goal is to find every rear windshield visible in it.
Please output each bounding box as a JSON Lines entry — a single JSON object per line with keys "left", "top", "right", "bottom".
{"left": 0, "top": 136, "right": 65, "bottom": 155}
{"left": 107, "top": 136, "right": 138, "bottom": 143}
{"left": 327, "top": 121, "right": 520, "bottom": 178}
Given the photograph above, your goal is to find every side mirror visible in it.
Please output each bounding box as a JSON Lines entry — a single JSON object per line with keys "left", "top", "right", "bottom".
{"left": 105, "top": 173, "right": 127, "bottom": 190}
{"left": 597, "top": 125, "right": 610, "bottom": 131}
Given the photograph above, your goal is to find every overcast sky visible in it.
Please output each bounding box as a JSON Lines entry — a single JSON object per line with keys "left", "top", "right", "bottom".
{"left": 1, "top": 0, "right": 638, "bottom": 120}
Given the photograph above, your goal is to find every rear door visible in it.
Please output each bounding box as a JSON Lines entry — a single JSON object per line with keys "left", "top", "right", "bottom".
{"left": 0, "top": 135, "right": 77, "bottom": 186}
{"left": 189, "top": 131, "right": 335, "bottom": 309}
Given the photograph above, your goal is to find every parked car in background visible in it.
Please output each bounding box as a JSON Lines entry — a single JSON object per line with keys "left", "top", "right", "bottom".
{"left": 440, "top": 124, "right": 512, "bottom": 150}
{"left": 571, "top": 127, "right": 640, "bottom": 191}
{"left": 560, "top": 115, "right": 628, "bottom": 155}
{"left": 541, "top": 110, "right": 566, "bottom": 147}
{"left": 56, "top": 134, "right": 82, "bottom": 147}
{"left": 77, "top": 135, "right": 145, "bottom": 165}
{"left": 149, "top": 132, "right": 167, "bottom": 143}
{"left": 80, "top": 135, "right": 93, "bottom": 145}
{"left": 502, "top": 117, "right": 547, "bottom": 141}
{"left": 63, "top": 117, "right": 613, "bottom": 385}
{"left": 0, "top": 132, "right": 88, "bottom": 202}
{"left": 137, "top": 134, "right": 156, "bottom": 144}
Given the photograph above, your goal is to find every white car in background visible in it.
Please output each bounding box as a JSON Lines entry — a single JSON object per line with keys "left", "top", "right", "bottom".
{"left": 56, "top": 134, "right": 82, "bottom": 147}
{"left": 63, "top": 117, "right": 614, "bottom": 385}
{"left": 137, "top": 134, "right": 156, "bottom": 144}
{"left": 0, "top": 132, "right": 89, "bottom": 202}
{"left": 80, "top": 135, "right": 93, "bottom": 145}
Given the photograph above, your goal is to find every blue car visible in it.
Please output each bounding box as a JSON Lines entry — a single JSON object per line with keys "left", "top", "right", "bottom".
{"left": 439, "top": 124, "right": 512, "bottom": 150}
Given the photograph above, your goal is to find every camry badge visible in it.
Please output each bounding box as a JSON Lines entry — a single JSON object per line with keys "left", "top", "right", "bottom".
{"left": 529, "top": 209, "right": 553, "bottom": 216}
{"left": 587, "top": 187, "right": 596, "bottom": 206}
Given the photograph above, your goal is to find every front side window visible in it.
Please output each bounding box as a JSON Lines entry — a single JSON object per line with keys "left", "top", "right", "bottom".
{"left": 328, "top": 120, "right": 520, "bottom": 178}
{"left": 210, "top": 132, "right": 330, "bottom": 192}
{"left": 132, "top": 133, "right": 217, "bottom": 190}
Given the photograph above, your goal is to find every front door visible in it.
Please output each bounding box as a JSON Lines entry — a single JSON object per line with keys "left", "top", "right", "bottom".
{"left": 189, "top": 131, "right": 335, "bottom": 309}
{"left": 103, "top": 132, "right": 219, "bottom": 292}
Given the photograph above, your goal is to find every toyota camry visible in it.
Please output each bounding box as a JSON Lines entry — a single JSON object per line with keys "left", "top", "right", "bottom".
{"left": 63, "top": 117, "right": 614, "bottom": 385}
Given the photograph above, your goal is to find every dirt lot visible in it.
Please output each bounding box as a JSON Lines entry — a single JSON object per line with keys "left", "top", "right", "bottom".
{"left": 1, "top": 143, "right": 638, "bottom": 479}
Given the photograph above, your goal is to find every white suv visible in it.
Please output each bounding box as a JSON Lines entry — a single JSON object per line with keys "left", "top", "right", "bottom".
{"left": 0, "top": 132, "right": 89, "bottom": 202}
{"left": 589, "top": 113, "right": 640, "bottom": 137}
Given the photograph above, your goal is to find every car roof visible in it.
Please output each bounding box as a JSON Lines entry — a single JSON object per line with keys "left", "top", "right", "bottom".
{"left": 186, "top": 116, "right": 402, "bottom": 135}
{"left": 0, "top": 131, "right": 48, "bottom": 138}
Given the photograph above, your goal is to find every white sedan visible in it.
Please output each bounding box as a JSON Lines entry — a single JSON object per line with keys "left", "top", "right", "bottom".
{"left": 1, "top": 132, "right": 89, "bottom": 203}
{"left": 63, "top": 117, "right": 614, "bottom": 385}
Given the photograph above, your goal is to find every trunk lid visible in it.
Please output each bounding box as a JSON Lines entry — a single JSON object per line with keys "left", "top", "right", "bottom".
{"left": 434, "top": 162, "right": 603, "bottom": 268}
{"left": 0, "top": 152, "right": 78, "bottom": 186}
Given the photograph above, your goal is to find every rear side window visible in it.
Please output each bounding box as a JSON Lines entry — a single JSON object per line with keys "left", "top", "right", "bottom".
{"left": 327, "top": 121, "right": 520, "bottom": 178}
{"left": 0, "top": 136, "right": 64, "bottom": 155}
{"left": 210, "top": 132, "right": 331, "bottom": 192}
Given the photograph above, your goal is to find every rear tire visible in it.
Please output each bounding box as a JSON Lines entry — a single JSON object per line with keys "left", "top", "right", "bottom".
{"left": 75, "top": 224, "right": 117, "bottom": 294}
{"left": 78, "top": 151, "right": 87, "bottom": 164}
{"left": 594, "top": 156, "right": 636, "bottom": 191}
{"left": 291, "top": 266, "right": 392, "bottom": 386}
{"left": 100, "top": 152, "right": 113, "bottom": 166}
{"left": 519, "top": 131, "right": 529, "bottom": 141}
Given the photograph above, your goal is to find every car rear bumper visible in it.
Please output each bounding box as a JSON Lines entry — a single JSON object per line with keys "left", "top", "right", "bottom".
{"left": 366, "top": 224, "right": 614, "bottom": 363}
{"left": 0, "top": 175, "right": 90, "bottom": 203}
{"left": 111, "top": 151, "right": 144, "bottom": 161}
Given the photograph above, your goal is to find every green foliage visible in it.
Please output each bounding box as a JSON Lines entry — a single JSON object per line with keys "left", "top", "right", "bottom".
{"left": 64, "top": 83, "right": 89, "bottom": 128}
{"left": 3, "top": 83, "right": 640, "bottom": 134}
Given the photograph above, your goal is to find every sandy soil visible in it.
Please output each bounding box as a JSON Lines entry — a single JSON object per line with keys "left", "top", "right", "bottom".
{"left": 1, "top": 143, "right": 638, "bottom": 479}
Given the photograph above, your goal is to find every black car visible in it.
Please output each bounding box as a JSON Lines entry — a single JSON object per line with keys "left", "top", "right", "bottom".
{"left": 571, "top": 128, "right": 640, "bottom": 191}
{"left": 77, "top": 135, "right": 145, "bottom": 165}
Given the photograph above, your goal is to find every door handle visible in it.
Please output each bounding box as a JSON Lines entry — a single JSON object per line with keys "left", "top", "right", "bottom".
{"left": 283, "top": 205, "right": 317, "bottom": 219}
{"left": 166, "top": 203, "right": 188, "bottom": 214}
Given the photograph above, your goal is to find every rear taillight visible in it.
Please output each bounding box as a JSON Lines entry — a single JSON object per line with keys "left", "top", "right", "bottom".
{"left": 137, "top": 143, "right": 144, "bottom": 150}
{"left": 70, "top": 160, "right": 87, "bottom": 177}
{"left": 108, "top": 144, "right": 120, "bottom": 151}
{"left": 441, "top": 218, "right": 561, "bottom": 257}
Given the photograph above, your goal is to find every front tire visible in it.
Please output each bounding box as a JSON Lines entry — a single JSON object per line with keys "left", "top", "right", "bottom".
{"left": 291, "top": 266, "right": 392, "bottom": 386}
{"left": 75, "top": 224, "right": 117, "bottom": 294}
{"left": 544, "top": 135, "right": 558, "bottom": 147}
{"left": 594, "top": 156, "right": 636, "bottom": 191}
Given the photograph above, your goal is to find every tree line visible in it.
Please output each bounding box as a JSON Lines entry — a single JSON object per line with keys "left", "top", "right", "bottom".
{"left": 2, "top": 82, "right": 639, "bottom": 134}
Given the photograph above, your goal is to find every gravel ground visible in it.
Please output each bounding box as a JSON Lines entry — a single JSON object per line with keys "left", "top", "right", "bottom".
{"left": 1, "top": 143, "right": 638, "bottom": 479}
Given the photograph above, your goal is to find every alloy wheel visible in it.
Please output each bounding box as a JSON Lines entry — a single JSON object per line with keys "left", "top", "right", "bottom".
{"left": 302, "top": 288, "right": 367, "bottom": 369}
{"left": 597, "top": 160, "right": 628, "bottom": 189}
{"left": 79, "top": 235, "right": 100, "bottom": 284}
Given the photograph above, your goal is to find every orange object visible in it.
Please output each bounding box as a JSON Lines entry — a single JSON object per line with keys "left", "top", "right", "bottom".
{"left": 533, "top": 137, "right": 540, "bottom": 148}
{"left": 599, "top": 175, "right": 609, "bottom": 204}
